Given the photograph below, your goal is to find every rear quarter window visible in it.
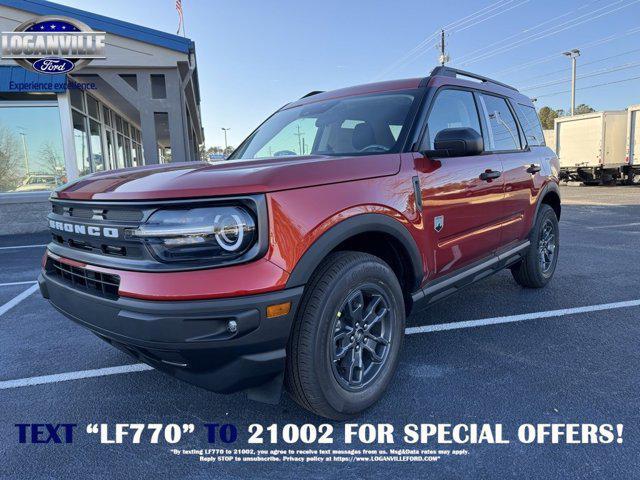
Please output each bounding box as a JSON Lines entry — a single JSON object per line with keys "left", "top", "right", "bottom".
{"left": 515, "top": 104, "right": 546, "bottom": 147}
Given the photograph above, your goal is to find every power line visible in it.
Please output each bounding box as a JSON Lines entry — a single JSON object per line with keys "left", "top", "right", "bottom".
{"left": 441, "top": 0, "right": 518, "bottom": 33}
{"left": 371, "top": 30, "right": 440, "bottom": 81}
{"left": 454, "top": 0, "right": 589, "bottom": 64}
{"left": 490, "top": 25, "right": 640, "bottom": 77}
{"left": 457, "top": 0, "right": 640, "bottom": 67}
{"left": 462, "top": 0, "right": 635, "bottom": 64}
{"left": 520, "top": 60, "right": 640, "bottom": 90}
{"left": 535, "top": 73, "right": 640, "bottom": 99}
{"left": 371, "top": 0, "right": 524, "bottom": 80}
{"left": 513, "top": 46, "right": 640, "bottom": 84}
{"left": 447, "top": 0, "right": 529, "bottom": 35}
{"left": 460, "top": 0, "right": 639, "bottom": 66}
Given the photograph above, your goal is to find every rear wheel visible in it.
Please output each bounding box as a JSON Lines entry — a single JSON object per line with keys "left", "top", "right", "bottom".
{"left": 511, "top": 204, "right": 559, "bottom": 288}
{"left": 285, "top": 251, "right": 405, "bottom": 419}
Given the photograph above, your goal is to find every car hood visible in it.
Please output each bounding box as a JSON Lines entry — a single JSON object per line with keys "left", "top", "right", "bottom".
{"left": 55, "top": 154, "right": 401, "bottom": 201}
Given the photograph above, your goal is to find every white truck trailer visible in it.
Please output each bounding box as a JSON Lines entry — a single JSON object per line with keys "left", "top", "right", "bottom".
{"left": 543, "top": 129, "right": 555, "bottom": 153}
{"left": 555, "top": 111, "right": 627, "bottom": 184}
{"left": 625, "top": 104, "right": 640, "bottom": 184}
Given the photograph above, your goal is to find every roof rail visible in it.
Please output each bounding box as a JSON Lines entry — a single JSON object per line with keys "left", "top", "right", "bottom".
{"left": 300, "top": 90, "right": 324, "bottom": 99}
{"left": 430, "top": 66, "right": 518, "bottom": 92}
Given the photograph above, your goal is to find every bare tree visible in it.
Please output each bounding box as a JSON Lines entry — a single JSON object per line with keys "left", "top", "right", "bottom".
{"left": 38, "top": 141, "right": 65, "bottom": 176}
{"left": 0, "top": 126, "right": 22, "bottom": 192}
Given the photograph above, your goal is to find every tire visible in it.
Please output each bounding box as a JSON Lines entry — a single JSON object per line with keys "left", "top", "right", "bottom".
{"left": 511, "top": 204, "right": 559, "bottom": 288}
{"left": 285, "top": 251, "right": 405, "bottom": 420}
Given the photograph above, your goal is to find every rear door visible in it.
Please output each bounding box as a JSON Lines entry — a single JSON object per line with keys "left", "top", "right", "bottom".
{"left": 477, "top": 93, "right": 539, "bottom": 246}
{"left": 416, "top": 88, "right": 504, "bottom": 278}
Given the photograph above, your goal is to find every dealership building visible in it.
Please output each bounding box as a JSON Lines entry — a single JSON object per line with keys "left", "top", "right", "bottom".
{"left": 0, "top": 0, "right": 204, "bottom": 234}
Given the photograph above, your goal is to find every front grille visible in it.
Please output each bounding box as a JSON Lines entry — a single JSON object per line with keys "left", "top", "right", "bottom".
{"left": 49, "top": 200, "right": 147, "bottom": 260}
{"left": 47, "top": 258, "right": 120, "bottom": 299}
{"left": 52, "top": 204, "right": 143, "bottom": 222}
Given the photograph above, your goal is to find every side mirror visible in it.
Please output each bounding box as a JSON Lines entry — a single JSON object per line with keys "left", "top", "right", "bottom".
{"left": 423, "top": 127, "right": 484, "bottom": 158}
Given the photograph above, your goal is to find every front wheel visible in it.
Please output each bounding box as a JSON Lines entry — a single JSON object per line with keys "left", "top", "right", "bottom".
{"left": 285, "top": 251, "right": 405, "bottom": 420}
{"left": 511, "top": 204, "right": 559, "bottom": 288}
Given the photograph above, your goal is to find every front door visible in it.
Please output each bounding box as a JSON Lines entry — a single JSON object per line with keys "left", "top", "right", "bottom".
{"left": 416, "top": 88, "right": 505, "bottom": 278}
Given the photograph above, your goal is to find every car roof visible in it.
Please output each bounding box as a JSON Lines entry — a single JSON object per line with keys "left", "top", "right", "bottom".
{"left": 286, "top": 67, "right": 532, "bottom": 110}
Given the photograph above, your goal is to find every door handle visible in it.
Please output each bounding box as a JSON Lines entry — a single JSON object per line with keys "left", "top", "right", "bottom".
{"left": 479, "top": 169, "right": 502, "bottom": 181}
{"left": 526, "top": 164, "right": 542, "bottom": 174}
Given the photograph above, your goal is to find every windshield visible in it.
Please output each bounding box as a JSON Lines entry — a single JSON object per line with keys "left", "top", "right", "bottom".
{"left": 229, "top": 90, "right": 419, "bottom": 160}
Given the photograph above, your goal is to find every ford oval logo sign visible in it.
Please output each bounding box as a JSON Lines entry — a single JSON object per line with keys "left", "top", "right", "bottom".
{"left": 32, "top": 57, "right": 75, "bottom": 74}
{"left": 0, "top": 16, "right": 106, "bottom": 74}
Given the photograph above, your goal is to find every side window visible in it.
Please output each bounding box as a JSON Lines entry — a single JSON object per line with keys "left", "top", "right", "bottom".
{"left": 478, "top": 94, "right": 522, "bottom": 151}
{"left": 515, "top": 103, "right": 545, "bottom": 147}
{"left": 426, "top": 89, "right": 481, "bottom": 149}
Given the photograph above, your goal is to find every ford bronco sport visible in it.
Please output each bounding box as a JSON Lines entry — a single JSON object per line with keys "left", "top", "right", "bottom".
{"left": 39, "top": 67, "right": 560, "bottom": 419}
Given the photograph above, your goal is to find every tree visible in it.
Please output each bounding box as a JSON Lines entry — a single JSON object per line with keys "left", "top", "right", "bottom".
{"left": 198, "top": 143, "right": 207, "bottom": 161}
{"left": 38, "top": 141, "right": 64, "bottom": 176}
{"left": 538, "top": 106, "right": 559, "bottom": 130}
{"left": 575, "top": 104, "right": 595, "bottom": 115}
{"left": 0, "top": 126, "right": 22, "bottom": 192}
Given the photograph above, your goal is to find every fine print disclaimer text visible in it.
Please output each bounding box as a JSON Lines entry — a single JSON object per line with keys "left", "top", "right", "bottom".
{"left": 171, "top": 447, "right": 470, "bottom": 463}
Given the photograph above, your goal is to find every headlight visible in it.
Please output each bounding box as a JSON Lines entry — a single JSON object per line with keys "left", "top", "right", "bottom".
{"left": 127, "top": 206, "right": 257, "bottom": 263}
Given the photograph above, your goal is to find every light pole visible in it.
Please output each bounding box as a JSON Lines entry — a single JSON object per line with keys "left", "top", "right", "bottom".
{"left": 221, "top": 127, "right": 231, "bottom": 150}
{"left": 18, "top": 131, "right": 30, "bottom": 175}
{"left": 563, "top": 49, "right": 580, "bottom": 116}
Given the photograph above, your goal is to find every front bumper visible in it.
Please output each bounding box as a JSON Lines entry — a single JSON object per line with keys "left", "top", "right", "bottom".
{"left": 39, "top": 270, "right": 303, "bottom": 394}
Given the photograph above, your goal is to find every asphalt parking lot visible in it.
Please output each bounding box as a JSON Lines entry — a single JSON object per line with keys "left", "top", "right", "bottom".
{"left": 1, "top": 185, "right": 639, "bottom": 478}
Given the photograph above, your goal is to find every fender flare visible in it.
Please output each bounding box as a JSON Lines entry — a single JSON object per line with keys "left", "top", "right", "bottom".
{"left": 285, "top": 213, "right": 424, "bottom": 290}
{"left": 534, "top": 181, "right": 561, "bottom": 222}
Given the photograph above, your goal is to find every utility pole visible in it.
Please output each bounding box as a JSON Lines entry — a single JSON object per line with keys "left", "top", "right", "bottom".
{"left": 563, "top": 49, "right": 580, "bottom": 116}
{"left": 293, "top": 124, "right": 305, "bottom": 155}
{"left": 221, "top": 127, "right": 230, "bottom": 150}
{"left": 438, "top": 29, "right": 449, "bottom": 66}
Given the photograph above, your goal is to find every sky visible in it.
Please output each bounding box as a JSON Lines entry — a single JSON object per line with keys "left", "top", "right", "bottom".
{"left": 56, "top": 0, "right": 640, "bottom": 148}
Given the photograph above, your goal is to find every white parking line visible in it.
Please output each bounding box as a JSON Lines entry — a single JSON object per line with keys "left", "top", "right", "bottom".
{"left": 0, "top": 284, "right": 39, "bottom": 317}
{"left": 0, "top": 281, "right": 37, "bottom": 287}
{"left": 2, "top": 297, "right": 640, "bottom": 390}
{"left": 405, "top": 298, "right": 640, "bottom": 335}
{"left": 0, "top": 244, "right": 47, "bottom": 250}
{"left": 0, "top": 364, "right": 154, "bottom": 390}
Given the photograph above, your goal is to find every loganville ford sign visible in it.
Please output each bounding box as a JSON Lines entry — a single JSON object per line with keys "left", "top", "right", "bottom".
{"left": 1, "top": 15, "right": 106, "bottom": 74}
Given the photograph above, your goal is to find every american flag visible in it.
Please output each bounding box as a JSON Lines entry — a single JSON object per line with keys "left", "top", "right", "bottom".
{"left": 176, "top": 0, "right": 184, "bottom": 35}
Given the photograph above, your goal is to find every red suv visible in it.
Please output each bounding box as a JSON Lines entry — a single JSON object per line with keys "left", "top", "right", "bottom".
{"left": 39, "top": 67, "right": 560, "bottom": 419}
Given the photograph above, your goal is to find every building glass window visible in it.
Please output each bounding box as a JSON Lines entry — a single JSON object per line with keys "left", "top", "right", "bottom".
{"left": 69, "top": 90, "right": 144, "bottom": 175}
{"left": 103, "top": 106, "right": 112, "bottom": 127}
{"left": 72, "top": 110, "right": 91, "bottom": 176}
{"left": 0, "top": 103, "right": 65, "bottom": 193}
{"left": 124, "top": 137, "right": 132, "bottom": 166}
{"left": 86, "top": 95, "right": 100, "bottom": 120}
{"left": 116, "top": 134, "right": 126, "bottom": 167}
{"left": 89, "top": 119, "right": 105, "bottom": 172}
{"left": 105, "top": 130, "right": 116, "bottom": 170}
{"left": 70, "top": 89, "right": 84, "bottom": 112}
{"left": 131, "top": 142, "right": 139, "bottom": 167}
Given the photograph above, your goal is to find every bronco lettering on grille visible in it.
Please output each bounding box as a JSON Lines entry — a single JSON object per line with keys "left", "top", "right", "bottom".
{"left": 49, "top": 220, "right": 119, "bottom": 238}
